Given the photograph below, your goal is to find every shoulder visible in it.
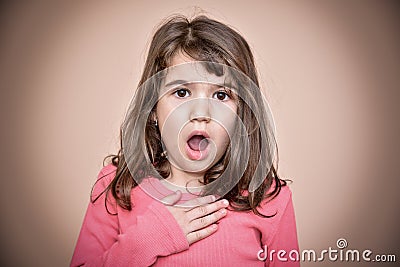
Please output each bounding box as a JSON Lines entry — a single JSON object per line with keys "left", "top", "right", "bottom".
{"left": 91, "top": 164, "right": 118, "bottom": 199}
{"left": 97, "top": 164, "right": 117, "bottom": 180}
{"left": 257, "top": 180, "right": 293, "bottom": 218}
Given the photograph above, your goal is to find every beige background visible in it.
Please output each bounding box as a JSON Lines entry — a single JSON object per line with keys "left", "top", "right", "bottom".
{"left": 1, "top": 1, "right": 399, "bottom": 266}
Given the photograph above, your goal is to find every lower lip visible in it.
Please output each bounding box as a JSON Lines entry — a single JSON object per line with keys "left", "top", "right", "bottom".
{"left": 185, "top": 142, "right": 210, "bottom": 160}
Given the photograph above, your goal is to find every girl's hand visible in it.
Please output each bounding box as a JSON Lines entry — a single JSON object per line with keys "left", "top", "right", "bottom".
{"left": 162, "top": 191, "right": 229, "bottom": 245}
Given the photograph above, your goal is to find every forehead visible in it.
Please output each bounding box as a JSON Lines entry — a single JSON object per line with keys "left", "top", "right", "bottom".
{"left": 162, "top": 62, "right": 235, "bottom": 91}
{"left": 169, "top": 51, "right": 194, "bottom": 66}
{"left": 165, "top": 51, "right": 232, "bottom": 85}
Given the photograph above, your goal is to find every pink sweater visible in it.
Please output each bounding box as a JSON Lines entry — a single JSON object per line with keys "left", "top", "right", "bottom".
{"left": 71, "top": 164, "right": 299, "bottom": 266}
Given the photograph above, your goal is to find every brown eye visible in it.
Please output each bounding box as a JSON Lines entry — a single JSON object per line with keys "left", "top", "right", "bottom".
{"left": 174, "top": 88, "right": 190, "bottom": 98}
{"left": 213, "top": 91, "right": 229, "bottom": 101}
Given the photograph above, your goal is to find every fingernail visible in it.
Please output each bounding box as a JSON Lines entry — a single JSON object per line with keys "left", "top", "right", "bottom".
{"left": 220, "top": 209, "right": 226, "bottom": 214}
{"left": 211, "top": 195, "right": 216, "bottom": 201}
{"left": 222, "top": 199, "right": 229, "bottom": 205}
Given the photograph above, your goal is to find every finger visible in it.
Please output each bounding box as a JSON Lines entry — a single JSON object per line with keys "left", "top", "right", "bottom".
{"left": 187, "top": 208, "right": 227, "bottom": 233}
{"left": 180, "top": 194, "right": 216, "bottom": 209}
{"left": 187, "top": 224, "right": 218, "bottom": 245}
{"left": 186, "top": 199, "right": 229, "bottom": 221}
{"left": 160, "top": 190, "right": 182, "bottom": 206}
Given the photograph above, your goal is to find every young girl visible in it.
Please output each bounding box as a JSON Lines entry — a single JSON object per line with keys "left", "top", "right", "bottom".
{"left": 71, "top": 14, "right": 299, "bottom": 266}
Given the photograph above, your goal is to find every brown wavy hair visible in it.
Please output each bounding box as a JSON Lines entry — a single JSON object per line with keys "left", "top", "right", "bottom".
{"left": 93, "top": 14, "right": 287, "bottom": 217}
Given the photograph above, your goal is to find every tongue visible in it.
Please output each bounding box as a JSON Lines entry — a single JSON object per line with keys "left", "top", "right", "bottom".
{"left": 188, "top": 135, "right": 208, "bottom": 151}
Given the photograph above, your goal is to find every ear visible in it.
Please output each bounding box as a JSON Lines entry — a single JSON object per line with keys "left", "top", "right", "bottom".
{"left": 150, "top": 111, "right": 158, "bottom": 125}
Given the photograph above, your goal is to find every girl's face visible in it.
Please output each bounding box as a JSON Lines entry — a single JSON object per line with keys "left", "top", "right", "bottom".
{"left": 156, "top": 52, "right": 238, "bottom": 174}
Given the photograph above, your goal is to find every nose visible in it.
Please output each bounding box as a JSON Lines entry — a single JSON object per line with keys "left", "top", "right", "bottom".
{"left": 189, "top": 98, "right": 211, "bottom": 123}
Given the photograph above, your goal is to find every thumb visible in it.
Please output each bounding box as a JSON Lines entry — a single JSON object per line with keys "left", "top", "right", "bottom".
{"left": 161, "top": 190, "right": 182, "bottom": 206}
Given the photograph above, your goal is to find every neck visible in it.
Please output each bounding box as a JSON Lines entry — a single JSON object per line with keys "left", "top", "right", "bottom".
{"left": 166, "top": 165, "right": 205, "bottom": 188}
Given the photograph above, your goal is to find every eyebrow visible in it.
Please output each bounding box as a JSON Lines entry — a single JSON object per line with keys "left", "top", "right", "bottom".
{"left": 164, "top": 80, "right": 189, "bottom": 88}
{"left": 165, "top": 79, "right": 236, "bottom": 89}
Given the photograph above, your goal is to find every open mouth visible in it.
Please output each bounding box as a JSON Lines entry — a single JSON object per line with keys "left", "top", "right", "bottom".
{"left": 185, "top": 132, "right": 210, "bottom": 160}
{"left": 187, "top": 135, "right": 209, "bottom": 151}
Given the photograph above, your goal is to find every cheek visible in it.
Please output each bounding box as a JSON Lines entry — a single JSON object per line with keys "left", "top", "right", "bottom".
{"left": 215, "top": 117, "right": 236, "bottom": 146}
{"left": 218, "top": 110, "right": 237, "bottom": 136}
{"left": 156, "top": 101, "right": 189, "bottom": 144}
{"left": 156, "top": 100, "right": 175, "bottom": 130}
